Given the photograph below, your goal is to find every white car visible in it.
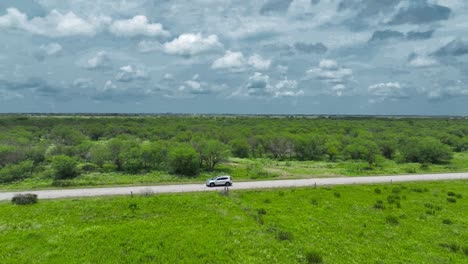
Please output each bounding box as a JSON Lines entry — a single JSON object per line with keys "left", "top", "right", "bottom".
{"left": 206, "top": 176, "right": 233, "bottom": 187}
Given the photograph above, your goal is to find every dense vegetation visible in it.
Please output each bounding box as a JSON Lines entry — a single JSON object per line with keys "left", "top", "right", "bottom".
{"left": 0, "top": 181, "right": 466, "bottom": 263}
{"left": 1, "top": 115, "right": 468, "bottom": 188}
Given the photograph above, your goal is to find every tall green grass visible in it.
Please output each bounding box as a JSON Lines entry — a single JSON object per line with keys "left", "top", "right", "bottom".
{"left": 0, "top": 180, "right": 466, "bottom": 263}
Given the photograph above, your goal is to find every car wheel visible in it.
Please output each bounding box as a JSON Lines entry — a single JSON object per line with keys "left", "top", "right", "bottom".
{"left": 210, "top": 183, "right": 215, "bottom": 187}
{"left": 225, "top": 182, "right": 231, "bottom": 186}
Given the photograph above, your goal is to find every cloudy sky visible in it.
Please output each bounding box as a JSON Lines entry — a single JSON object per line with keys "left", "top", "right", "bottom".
{"left": 1, "top": 0, "right": 468, "bottom": 115}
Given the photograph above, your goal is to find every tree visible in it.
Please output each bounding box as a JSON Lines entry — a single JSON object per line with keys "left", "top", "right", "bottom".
{"left": 377, "top": 139, "right": 397, "bottom": 159}
{"left": 49, "top": 125, "right": 86, "bottom": 146}
{"left": 195, "top": 140, "right": 230, "bottom": 170}
{"left": 343, "top": 140, "right": 380, "bottom": 165}
{"left": 168, "top": 145, "right": 199, "bottom": 176}
{"left": 0, "top": 160, "right": 34, "bottom": 183}
{"left": 230, "top": 138, "right": 250, "bottom": 158}
{"left": 399, "top": 137, "right": 452, "bottom": 164}
{"left": 51, "top": 155, "right": 79, "bottom": 180}
{"left": 140, "top": 141, "right": 167, "bottom": 170}
{"left": 294, "top": 135, "right": 327, "bottom": 161}
{"left": 88, "top": 143, "right": 112, "bottom": 167}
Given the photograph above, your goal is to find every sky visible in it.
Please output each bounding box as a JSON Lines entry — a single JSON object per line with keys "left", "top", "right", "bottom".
{"left": 1, "top": 0, "right": 468, "bottom": 115}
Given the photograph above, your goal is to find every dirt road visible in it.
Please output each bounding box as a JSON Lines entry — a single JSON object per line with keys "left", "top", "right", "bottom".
{"left": 1, "top": 173, "right": 467, "bottom": 201}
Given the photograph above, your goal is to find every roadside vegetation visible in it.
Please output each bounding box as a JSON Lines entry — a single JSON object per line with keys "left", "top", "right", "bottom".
{"left": 0, "top": 181, "right": 466, "bottom": 263}
{"left": 1, "top": 115, "right": 468, "bottom": 190}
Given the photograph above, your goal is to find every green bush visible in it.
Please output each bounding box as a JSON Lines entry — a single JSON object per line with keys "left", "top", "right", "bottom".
{"left": 399, "top": 137, "right": 453, "bottom": 164}
{"left": 373, "top": 200, "right": 385, "bottom": 210}
{"left": 78, "top": 163, "right": 99, "bottom": 173}
{"left": 305, "top": 251, "right": 323, "bottom": 264}
{"left": 385, "top": 215, "right": 399, "bottom": 225}
{"left": 442, "top": 219, "right": 453, "bottom": 225}
{"left": 168, "top": 145, "right": 199, "bottom": 176}
{"left": 102, "top": 162, "right": 118, "bottom": 173}
{"left": 0, "top": 160, "right": 34, "bottom": 183}
{"left": 50, "top": 155, "right": 79, "bottom": 180}
{"left": 11, "top": 193, "right": 38, "bottom": 205}
{"left": 447, "top": 197, "right": 457, "bottom": 203}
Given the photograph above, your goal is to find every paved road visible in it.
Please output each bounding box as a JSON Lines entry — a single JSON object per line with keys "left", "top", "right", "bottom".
{"left": 1, "top": 173, "right": 467, "bottom": 201}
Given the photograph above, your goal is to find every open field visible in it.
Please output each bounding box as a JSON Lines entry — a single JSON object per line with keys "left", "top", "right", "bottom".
{"left": 1, "top": 180, "right": 467, "bottom": 263}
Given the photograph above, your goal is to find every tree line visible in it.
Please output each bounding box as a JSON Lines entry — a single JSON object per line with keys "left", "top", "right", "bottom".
{"left": 1, "top": 116, "right": 467, "bottom": 183}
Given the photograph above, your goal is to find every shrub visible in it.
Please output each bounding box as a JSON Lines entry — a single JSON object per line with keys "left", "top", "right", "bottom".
{"left": 102, "top": 162, "right": 118, "bottom": 173}
{"left": 267, "top": 226, "right": 293, "bottom": 241}
{"left": 276, "top": 230, "right": 293, "bottom": 241}
{"left": 257, "top": 208, "right": 267, "bottom": 215}
{"left": 447, "top": 197, "right": 457, "bottom": 203}
{"left": 442, "top": 219, "right": 453, "bottom": 225}
{"left": 0, "top": 160, "right": 34, "bottom": 183}
{"left": 11, "top": 193, "right": 38, "bottom": 205}
{"left": 424, "top": 203, "right": 434, "bottom": 209}
{"left": 399, "top": 137, "right": 453, "bottom": 164}
{"left": 168, "top": 145, "right": 199, "bottom": 176}
{"left": 50, "top": 155, "right": 79, "bottom": 180}
{"left": 463, "top": 246, "right": 468, "bottom": 256}
{"left": 410, "top": 188, "right": 425, "bottom": 193}
{"left": 334, "top": 192, "right": 341, "bottom": 198}
{"left": 311, "top": 199, "right": 318, "bottom": 206}
{"left": 128, "top": 203, "right": 138, "bottom": 213}
{"left": 425, "top": 210, "right": 436, "bottom": 215}
{"left": 78, "top": 163, "right": 99, "bottom": 173}
{"left": 374, "top": 188, "right": 382, "bottom": 194}
{"left": 52, "top": 180, "right": 73, "bottom": 187}
{"left": 455, "top": 194, "right": 462, "bottom": 199}
{"left": 263, "top": 199, "right": 272, "bottom": 204}
{"left": 373, "top": 200, "right": 385, "bottom": 210}
{"left": 447, "top": 191, "right": 456, "bottom": 196}
{"left": 385, "top": 215, "right": 399, "bottom": 225}
{"left": 439, "top": 242, "right": 461, "bottom": 253}
{"left": 305, "top": 251, "right": 323, "bottom": 264}
{"left": 387, "top": 195, "right": 400, "bottom": 204}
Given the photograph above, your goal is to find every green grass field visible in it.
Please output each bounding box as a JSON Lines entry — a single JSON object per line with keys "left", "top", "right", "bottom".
{"left": 2, "top": 152, "right": 468, "bottom": 191}
{"left": 1, "top": 181, "right": 467, "bottom": 263}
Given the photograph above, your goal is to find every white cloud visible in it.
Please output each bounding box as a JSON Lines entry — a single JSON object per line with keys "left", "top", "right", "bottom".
{"left": 368, "top": 82, "right": 408, "bottom": 101}
{"left": 318, "top": 59, "right": 339, "bottom": 70}
{"left": 101, "top": 80, "right": 119, "bottom": 92}
{"left": 273, "top": 79, "right": 303, "bottom": 97}
{"left": 0, "top": 8, "right": 110, "bottom": 37}
{"left": 0, "top": 8, "right": 169, "bottom": 39}
{"left": 163, "top": 33, "right": 222, "bottom": 56}
{"left": 212, "top": 51, "right": 271, "bottom": 71}
{"left": 84, "top": 51, "right": 110, "bottom": 69}
{"left": 115, "top": 65, "right": 148, "bottom": 82}
{"left": 40, "top": 43, "right": 63, "bottom": 56}
{"left": 307, "top": 60, "right": 353, "bottom": 83}
{"left": 408, "top": 55, "right": 438, "bottom": 67}
{"left": 237, "top": 72, "right": 303, "bottom": 98}
{"left": 109, "top": 15, "right": 169, "bottom": 37}
{"left": 306, "top": 59, "right": 354, "bottom": 96}
{"left": 212, "top": 51, "right": 246, "bottom": 70}
{"left": 426, "top": 80, "right": 468, "bottom": 100}
{"left": 35, "top": 42, "right": 63, "bottom": 60}
{"left": 248, "top": 54, "right": 271, "bottom": 70}
{"left": 177, "top": 75, "right": 222, "bottom": 95}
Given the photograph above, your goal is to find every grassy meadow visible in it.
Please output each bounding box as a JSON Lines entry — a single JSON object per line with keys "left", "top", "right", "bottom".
{"left": 0, "top": 180, "right": 467, "bottom": 263}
